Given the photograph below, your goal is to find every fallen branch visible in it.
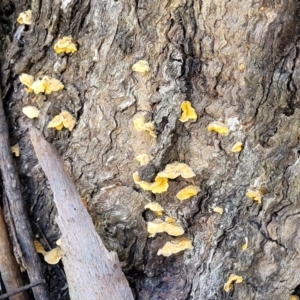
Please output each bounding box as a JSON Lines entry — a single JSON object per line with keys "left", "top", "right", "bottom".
{"left": 0, "top": 90, "right": 49, "bottom": 300}
{"left": 0, "top": 206, "right": 28, "bottom": 300}
{"left": 29, "top": 127, "right": 134, "bottom": 300}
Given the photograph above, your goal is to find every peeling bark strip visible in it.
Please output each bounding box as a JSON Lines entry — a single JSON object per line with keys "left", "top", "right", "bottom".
{"left": 0, "top": 206, "right": 28, "bottom": 300}
{"left": 29, "top": 127, "right": 134, "bottom": 300}
{"left": 0, "top": 92, "right": 49, "bottom": 300}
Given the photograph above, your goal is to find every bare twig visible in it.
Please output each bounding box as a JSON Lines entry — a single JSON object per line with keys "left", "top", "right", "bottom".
{"left": 29, "top": 127, "right": 134, "bottom": 300}
{"left": 0, "top": 89, "right": 49, "bottom": 300}
{"left": 0, "top": 280, "right": 46, "bottom": 300}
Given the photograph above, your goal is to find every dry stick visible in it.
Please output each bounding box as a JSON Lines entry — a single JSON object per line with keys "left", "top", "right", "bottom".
{"left": 0, "top": 91, "right": 49, "bottom": 300}
{"left": 0, "top": 206, "right": 28, "bottom": 300}
{"left": 29, "top": 127, "right": 134, "bottom": 300}
{"left": 0, "top": 281, "right": 46, "bottom": 300}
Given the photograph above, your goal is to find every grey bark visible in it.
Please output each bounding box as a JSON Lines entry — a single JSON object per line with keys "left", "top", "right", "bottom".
{"left": 1, "top": 0, "right": 300, "bottom": 299}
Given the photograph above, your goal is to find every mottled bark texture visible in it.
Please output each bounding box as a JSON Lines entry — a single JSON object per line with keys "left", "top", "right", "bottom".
{"left": 1, "top": 0, "right": 300, "bottom": 299}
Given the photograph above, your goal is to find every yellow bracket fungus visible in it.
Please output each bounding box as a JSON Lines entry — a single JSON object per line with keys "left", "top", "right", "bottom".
{"left": 242, "top": 237, "right": 248, "bottom": 251}
{"left": 48, "top": 111, "right": 76, "bottom": 131}
{"left": 224, "top": 274, "right": 243, "bottom": 293}
{"left": 157, "top": 162, "right": 196, "bottom": 179}
{"left": 213, "top": 206, "right": 223, "bottom": 215}
{"left": 231, "top": 141, "right": 243, "bottom": 152}
{"left": 44, "top": 247, "right": 63, "bottom": 265}
{"left": 144, "top": 202, "right": 164, "bottom": 216}
{"left": 20, "top": 74, "right": 64, "bottom": 95}
{"left": 147, "top": 219, "right": 165, "bottom": 237}
{"left": 19, "top": 74, "right": 34, "bottom": 92}
{"left": 34, "top": 240, "right": 46, "bottom": 255}
{"left": 17, "top": 10, "right": 32, "bottom": 25}
{"left": 164, "top": 222, "right": 184, "bottom": 236}
{"left": 54, "top": 36, "right": 77, "bottom": 54}
{"left": 34, "top": 239, "right": 62, "bottom": 265}
{"left": 11, "top": 144, "right": 20, "bottom": 157}
{"left": 238, "top": 63, "right": 246, "bottom": 72}
{"left": 133, "top": 172, "right": 168, "bottom": 193}
{"left": 31, "top": 76, "right": 64, "bottom": 94}
{"left": 165, "top": 216, "right": 176, "bottom": 223}
{"left": 22, "top": 106, "right": 39, "bottom": 119}
{"left": 132, "top": 60, "right": 150, "bottom": 73}
{"left": 290, "top": 296, "right": 300, "bottom": 300}
{"left": 179, "top": 101, "right": 197, "bottom": 122}
{"left": 30, "top": 79, "right": 45, "bottom": 94}
{"left": 147, "top": 219, "right": 184, "bottom": 237}
{"left": 246, "top": 189, "right": 262, "bottom": 204}
{"left": 42, "top": 76, "right": 64, "bottom": 94}
{"left": 133, "top": 116, "right": 156, "bottom": 138}
{"left": 136, "top": 154, "right": 153, "bottom": 166}
{"left": 207, "top": 121, "right": 229, "bottom": 135}
{"left": 157, "top": 238, "right": 193, "bottom": 257}
{"left": 176, "top": 185, "right": 200, "bottom": 201}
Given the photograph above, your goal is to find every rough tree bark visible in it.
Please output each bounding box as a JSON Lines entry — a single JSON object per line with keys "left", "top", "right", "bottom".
{"left": 1, "top": 0, "right": 300, "bottom": 299}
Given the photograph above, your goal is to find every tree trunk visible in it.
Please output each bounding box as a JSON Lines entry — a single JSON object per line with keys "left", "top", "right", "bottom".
{"left": 1, "top": 0, "right": 300, "bottom": 299}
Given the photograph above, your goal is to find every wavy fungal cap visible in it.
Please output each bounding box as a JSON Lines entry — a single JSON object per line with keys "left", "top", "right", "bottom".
{"left": 157, "top": 162, "right": 196, "bottom": 179}
{"left": 213, "top": 206, "right": 223, "bottom": 215}
{"left": 246, "top": 189, "right": 262, "bottom": 204}
{"left": 179, "top": 101, "right": 197, "bottom": 122}
{"left": 132, "top": 60, "right": 150, "bottom": 73}
{"left": 48, "top": 111, "right": 76, "bottom": 131}
{"left": 44, "top": 247, "right": 63, "bottom": 265}
{"left": 147, "top": 219, "right": 165, "bottom": 237}
{"left": 144, "top": 202, "right": 164, "bottom": 214}
{"left": 224, "top": 274, "right": 243, "bottom": 293}
{"left": 164, "top": 222, "right": 185, "bottom": 236}
{"left": 133, "top": 172, "right": 169, "bottom": 194}
{"left": 242, "top": 237, "right": 248, "bottom": 251}
{"left": 42, "top": 76, "right": 64, "bottom": 94}
{"left": 165, "top": 216, "right": 176, "bottom": 223}
{"left": 147, "top": 219, "right": 184, "bottom": 237}
{"left": 34, "top": 240, "right": 62, "bottom": 265}
{"left": 207, "top": 121, "right": 229, "bottom": 135}
{"left": 231, "top": 141, "right": 243, "bottom": 152}
{"left": 133, "top": 117, "right": 156, "bottom": 138}
{"left": 176, "top": 185, "right": 200, "bottom": 201}
{"left": 19, "top": 73, "right": 34, "bottom": 92}
{"left": 26, "top": 76, "right": 64, "bottom": 95}
{"left": 11, "top": 144, "right": 20, "bottom": 157}
{"left": 17, "top": 10, "right": 32, "bottom": 25}
{"left": 34, "top": 240, "right": 46, "bottom": 255}
{"left": 54, "top": 36, "right": 77, "bottom": 54}
{"left": 22, "top": 106, "right": 40, "bottom": 119}
{"left": 157, "top": 238, "right": 193, "bottom": 257}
